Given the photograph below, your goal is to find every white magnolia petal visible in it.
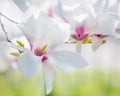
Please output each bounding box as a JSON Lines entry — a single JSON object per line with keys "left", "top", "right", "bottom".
{"left": 75, "top": 2, "right": 96, "bottom": 19}
{"left": 56, "top": 0, "right": 95, "bottom": 23}
{"left": 43, "top": 61, "right": 54, "bottom": 94}
{"left": 49, "top": 51, "right": 88, "bottom": 72}
{"left": 19, "top": 12, "right": 70, "bottom": 48}
{"left": 18, "top": 50, "right": 41, "bottom": 77}
{"left": 108, "top": 0, "right": 120, "bottom": 12}
{"left": 94, "top": 14, "right": 119, "bottom": 36}
{"left": 59, "top": 0, "right": 81, "bottom": 7}
{"left": 18, "top": 16, "right": 36, "bottom": 44}
{"left": 36, "top": 12, "right": 53, "bottom": 35}
{"left": 13, "top": 0, "right": 28, "bottom": 12}
{"left": 55, "top": 0, "right": 74, "bottom": 23}
{"left": 41, "top": 24, "right": 69, "bottom": 49}
{"left": 29, "top": 0, "right": 43, "bottom": 7}
{"left": 33, "top": 12, "right": 54, "bottom": 46}
{"left": 108, "top": 12, "right": 120, "bottom": 21}
{"left": 111, "top": 31, "right": 120, "bottom": 39}
{"left": 93, "top": 0, "right": 108, "bottom": 13}
{"left": 35, "top": 12, "right": 70, "bottom": 48}
{"left": 115, "top": 23, "right": 120, "bottom": 38}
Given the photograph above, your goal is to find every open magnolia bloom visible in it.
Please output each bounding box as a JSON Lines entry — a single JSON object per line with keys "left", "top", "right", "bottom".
{"left": 55, "top": 0, "right": 120, "bottom": 52}
{"left": 55, "top": 0, "right": 95, "bottom": 52}
{"left": 92, "top": 0, "right": 120, "bottom": 38}
{"left": 8, "top": 12, "right": 88, "bottom": 94}
{"left": 89, "top": 0, "right": 120, "bottom": 51}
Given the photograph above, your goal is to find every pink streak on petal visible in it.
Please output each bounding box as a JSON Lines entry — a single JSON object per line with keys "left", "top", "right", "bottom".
{"left": 47, "top": 7, "right": 53, "bottom": 17}
{"left": 75, "top": 25, "right": 85, "bottom": 36}
{"left": 94, "top": 34, "right": 108, "bottom": 38}
{"left": 79, "top": 34, "right": 89, "bottom": 40}
{"left": 71, "top": 34, "right": 79, "bottom": 40}
{"left": 27, "top": 39, "right": 33, "bottom": 50}
{"left": 29, "top": 41, "right": 33, "bottom": 51}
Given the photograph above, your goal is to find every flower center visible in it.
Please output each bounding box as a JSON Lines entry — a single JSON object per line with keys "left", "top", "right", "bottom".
{"left": 34, "top": 44, "right": 48, "bottom": 62}
{"left": 71, "top": 25, "right": 88, "bottom": 41}
{"left": 75, "top": 25, "right": 85, "bottom": 37}
{"left": 34, "top": 48, "right": 44, "bottom": 56}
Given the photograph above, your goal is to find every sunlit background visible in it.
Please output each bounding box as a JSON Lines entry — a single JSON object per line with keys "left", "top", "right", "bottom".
{"left": 0, "top": 0, "right": 120, "bottom": 96}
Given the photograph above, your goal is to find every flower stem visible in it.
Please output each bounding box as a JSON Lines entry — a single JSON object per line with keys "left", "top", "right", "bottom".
{"left": 40, "top": 65, "right": 47, "bottom": 96}
{"left": 0, "top": 17, "right": 23, "bottom": 53}
{"left": 76, "top": 41, "right": 82, "bottom": 53}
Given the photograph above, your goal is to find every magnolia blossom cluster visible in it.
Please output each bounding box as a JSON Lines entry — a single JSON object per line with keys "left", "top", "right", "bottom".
{"left": 0, "top": 0, "right": 120, "bottom": 94}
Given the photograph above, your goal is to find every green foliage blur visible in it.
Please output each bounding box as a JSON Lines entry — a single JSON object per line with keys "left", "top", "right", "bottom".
{"left": 0, "top": 69, "right": 120, "bottom": 96}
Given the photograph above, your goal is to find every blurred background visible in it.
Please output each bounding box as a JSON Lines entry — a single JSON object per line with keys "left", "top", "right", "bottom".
{"left": 0, "top": 0, "right": 120, "bottom": 96}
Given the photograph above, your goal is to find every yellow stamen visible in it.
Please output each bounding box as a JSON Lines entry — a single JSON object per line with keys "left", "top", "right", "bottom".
{"left": 41, "top": 44, "right": 48, "bottom": 52}
{"left": 10, "top": 52, "right": 19, "bottom": 57}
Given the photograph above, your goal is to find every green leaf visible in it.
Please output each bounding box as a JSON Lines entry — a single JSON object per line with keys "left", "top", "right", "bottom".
{"left": 16, "top": 40, "right": 24, "bottom": 47}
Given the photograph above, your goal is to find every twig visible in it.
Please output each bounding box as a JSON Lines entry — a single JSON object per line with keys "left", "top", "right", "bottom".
{"left": 0, "top": 16, "right": 11, "bottom": 42}
{"left": 0, "top": 12, "right": 19, "bottom": 24}
{"left": 0, "top": 16, "right": 23, "bottom": 53}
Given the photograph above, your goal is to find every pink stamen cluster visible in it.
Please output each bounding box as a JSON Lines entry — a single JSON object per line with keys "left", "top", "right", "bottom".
{"left": 71, "top": 25, "right": 88, "bottom": 40}
{"left": 34, "top": 48, "right": 48, "bottom": 62}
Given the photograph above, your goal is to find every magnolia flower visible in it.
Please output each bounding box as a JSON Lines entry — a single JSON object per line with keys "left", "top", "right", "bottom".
{"left": 92, "top": 0, "right": 120, "bottom": 38}
{"left": 55, "top": 0, "right": 120, "bottom": 51}
{"left": 8, "top": 12, "right": 88, "bottom": 94}
{"left": 89, "top": 0, "right": 120, "bottom": 50}
{"left": 71, "top": 25, "right": 89, "bottom": 53}
{"left": 55, "top": 0, "right": 95, "bottom": 52}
